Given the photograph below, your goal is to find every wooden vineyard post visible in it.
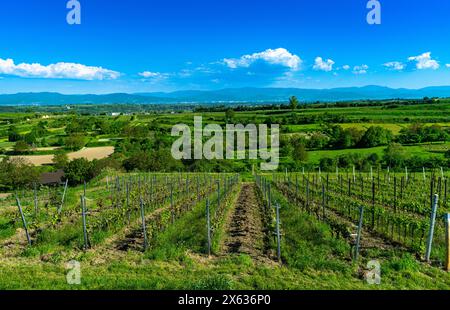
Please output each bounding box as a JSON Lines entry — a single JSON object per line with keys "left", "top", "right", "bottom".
{"left": 353, "top": 206, "right": 364, "bottom": 262}
{"left": 400, "top": 177, "right": 404, "bottom": 200}
{"left": 268, "top": 183, "right": 272, "bottom": 210}
{"left": 377, "top": 167, "right": 380, "bottom": 189}
{"left": 58, "top": 179, "right": 69, "bottom": 215}
{"left": 322, "top": 183, "right": 326, "bottom": 220}
{"left": 81, "top": 195, "right": 89, "bottom": 250}
{"left": 372, "top": 178, "right": 376, "bottom": 229}
{"left": 206, "top": 198, "right": 212, "bottom": 256}
{"left": 197, "top": 176, "right": 200, "bottom": 201}
{"left": 275, "top": 203, "right": 281, "bottom": 262}
{"left": 306, "top": 179, "right": 310, "bottom": 212}
{"left": 126, "top": 182, "right": 131, "bottom": 223}
{"left": 445, "top": 179, "right": 448, "bottom": 209}
{"left": 224, "top": 177, "right": 227, "bottom": 196}
{"left": 348, "top": 178, "right": 351, "bottom": 198}
{"left": 217, "top": 180, "right": 221, "bottom": 211}
{"left": 394, "top": 177, "right": 397, "bottom": 213}
{"left": 170, "top": 184, "right": 175, "bottom": 224}
{"left": 139, "top": 197, "right": 148, "bottom": 251}
{"left": 425, "top": 194, "right": 439, "bottom": 263}
{"left": 15, "top": 196, "right": 32, "bottom": 246}
{"left": 430, "top": 177, "right": 434, "bottom": 212}
{"left": 446, "top": 214, "right": 450, "bottom": 271}
{"left": 360, "top": 177, "right": 364, "bottom": 200}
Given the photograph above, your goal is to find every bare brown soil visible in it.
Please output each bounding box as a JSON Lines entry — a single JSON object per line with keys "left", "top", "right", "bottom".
{"left": 221, "top": 183, "right": 269, "bottom": 261}
{"left": 12, "top": 146, "right": 114, "bottom": 166}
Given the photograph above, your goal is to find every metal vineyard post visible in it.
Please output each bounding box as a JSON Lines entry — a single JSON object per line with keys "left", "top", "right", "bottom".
{"left": 425, "top": 194, "right": 439, "bottom": 262}
{"left": 353, "top": 206, "right": 364, "bottom": 262}
{"left": 206, "top": 198, "right": 211, "bottom": 256}
{"left": 16, "top": 196, "right": 31, "bottom": 246}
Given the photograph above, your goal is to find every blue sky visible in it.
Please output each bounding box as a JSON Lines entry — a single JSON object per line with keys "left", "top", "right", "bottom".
{"left": 0, "top": 0, "right": 450, "bottom": 94}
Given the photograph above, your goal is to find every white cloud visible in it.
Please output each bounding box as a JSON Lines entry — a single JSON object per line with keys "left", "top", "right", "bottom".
{"left": 446, "top": 64, "right": 450, "bottom": 68}
{"left": 342, "top": 65, "right": 350, "bottom": 70}
{"left": 384, "top": 61, "right": 405, "bottom": 71}
{"left": 139, "top": 71, "right": 168, "bottom": 78}
{"left": 313, "top": 57, "right": 335, "bottom": 72}
{"left": 353, "top": 65, "right": 369, "bottom": 74}
{"left": 223, "top": 48, "right": 302, "bottom": 71}
{"left": 0, "top": 58, "right": 120, "bottom": 80}
{"left": 408, "top": 52, "right": 440, "bottom": 70}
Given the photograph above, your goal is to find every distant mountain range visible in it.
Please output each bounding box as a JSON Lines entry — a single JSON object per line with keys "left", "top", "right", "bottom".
{"left": 1, "top": 85, "right": 450, "bottom": 106}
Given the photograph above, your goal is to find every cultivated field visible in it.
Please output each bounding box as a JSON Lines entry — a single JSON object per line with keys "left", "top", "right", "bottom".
{"left": 10, "top": 146, "right": 115, "bottom": 166}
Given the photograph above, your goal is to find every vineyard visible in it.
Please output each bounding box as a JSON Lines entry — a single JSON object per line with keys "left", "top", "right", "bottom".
{"left": 258, "top": 168, "right": 450, "bottom": 265}
{"left": 0, "top": 169, "right": 450, "bottom": 289}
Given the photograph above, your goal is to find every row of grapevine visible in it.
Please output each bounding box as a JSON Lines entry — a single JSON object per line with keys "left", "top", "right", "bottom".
{"left": 255, "top": 175, "right": 282, "bottom": 261}
{"left": 268, "top": 171, "right": 449, "bottom": 264}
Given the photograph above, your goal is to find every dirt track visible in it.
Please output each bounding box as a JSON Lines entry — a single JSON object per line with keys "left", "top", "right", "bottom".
{"left": 222, "top": 183, "right": 267, "bottom": 259}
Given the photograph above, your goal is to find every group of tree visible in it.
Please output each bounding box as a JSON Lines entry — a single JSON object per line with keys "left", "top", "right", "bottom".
{"left": 398, "top": 123, "right": 449, "bottom": 144}
{"left": 52, "top": 152, "right": 122, "bottom": 186}
{"left": 0, "top": 157, "right": 40, "bottom": 190}
{"left": 7, "top": 122, "right": 50, "bottom": 154}
{"left": 325, "top": 125, "right": 393, "bottom": 149}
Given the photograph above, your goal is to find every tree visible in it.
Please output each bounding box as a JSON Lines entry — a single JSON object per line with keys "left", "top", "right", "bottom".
{"left": 52, "top": 152, "right": 69, "bottom": 170}
{"left": 320, "top": 157, "right": 336, "bottom": 172}
{"left": 8, "top": 125, "right": 21, "bottom": 142}
{"left": 292, "top": 137, "right": 308, "bottom": 162}
{"left": 14, "top": 141, "right": 30, "bottom": 154}
{"left": 359, "top": 126, "right": 393, "bottom": 148}
{"left": 289, "top": 96, "right": 299, "bottom": 110}
{"left": 383, "top": 143, "right": 407, "bottom": 168}
{"left": 0, "top": 157, "right": 39, "bottom": 190}
{"left": 225, "top": 109, "right": 235, "bottom": 122}
{"left": 123, "top": 149, "right": 183, "bottom": 172}
{"left": 65, "top": 134, "right": 86, "bottom": 151}
{"left": 308, "top": 132, "right": 329, "bottom": 149}
{"left": 445, "top": 150, "right": 450, "bottom": 159}
{"left": 64, "top": 158, "right": 94, "bottom": 185}
{"left": 123, "top": 151, "right": 151, "bottom": 171}
{"left": 24, "top": 131, "right": 38, "bottom": 145}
